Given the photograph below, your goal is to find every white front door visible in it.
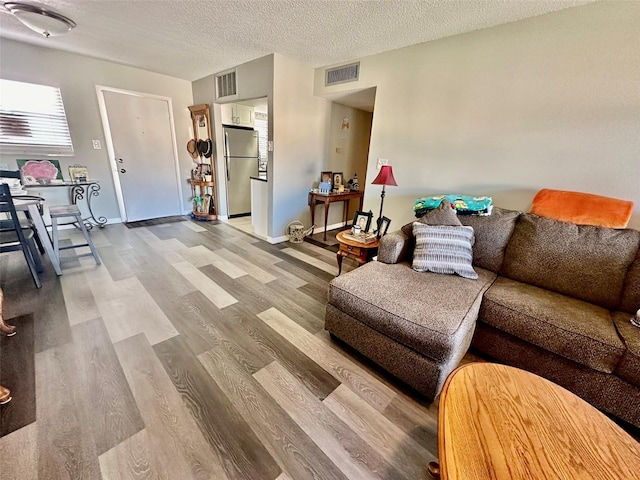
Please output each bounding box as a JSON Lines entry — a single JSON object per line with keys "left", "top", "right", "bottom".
{"left": 101, "top": 90, "right": 182, "bottom": 222}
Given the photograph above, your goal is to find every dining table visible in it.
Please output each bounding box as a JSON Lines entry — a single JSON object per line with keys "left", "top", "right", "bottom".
{"left": 13, "top": 197, "right": 62, "bottom": 276}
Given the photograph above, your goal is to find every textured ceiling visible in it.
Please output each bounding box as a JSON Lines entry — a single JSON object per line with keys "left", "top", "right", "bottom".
{"left": 0, "top": 0, "right": 591, "bottom": 82}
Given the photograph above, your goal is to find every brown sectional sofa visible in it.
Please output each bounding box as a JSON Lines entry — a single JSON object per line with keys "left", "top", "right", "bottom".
{"left": 325, "top": 208, "right": 640, "bottom": 427}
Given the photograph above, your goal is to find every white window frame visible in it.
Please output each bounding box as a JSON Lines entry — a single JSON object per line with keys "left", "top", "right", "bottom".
{"left": 0, "top": 79, "right": 74, "bottom": 156}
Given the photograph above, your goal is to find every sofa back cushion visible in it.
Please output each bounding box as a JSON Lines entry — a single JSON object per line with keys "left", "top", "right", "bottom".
{"left": 458, "top": 207, "right": 520, "bottom": 273}
{"left": 501, "top": 213, "right": 640, "bottom": 309}
{"left": 619, "top": 250, "right": 640, "bottom": 314}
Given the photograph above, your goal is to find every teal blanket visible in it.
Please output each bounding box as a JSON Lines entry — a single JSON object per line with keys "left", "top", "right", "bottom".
{"left": 414, "top": 195, "right": 492, "bottom": 217}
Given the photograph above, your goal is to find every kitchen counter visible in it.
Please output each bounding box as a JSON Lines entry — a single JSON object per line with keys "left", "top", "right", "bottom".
{"left": 251, "top": 176, "right": 268, "bottom": 237}
{"left": 250, "top": 174, "right": 268, "bottom": 182}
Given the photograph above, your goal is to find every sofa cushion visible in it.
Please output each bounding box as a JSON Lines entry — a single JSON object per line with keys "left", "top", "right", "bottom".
{"left": 412, "top": 224, "right": 478, "bottom": 280}
{"left": 501, "top": 214, "right": 640, "bottom": 310}
{"left": 480, "top": 276, "right": 625, "bottom": 373}
{"left": 327, "top": 261, "right": 496, "bottom": 363}
{"left": 619, "top": 249, "right": 640, "bottom": 315}
{"left": 612, "top": 311, "right": 640, "bottom": 388}
{"left": 401, "top": 201, "right": 462, "bottom": 256}
{"left": 458, "top": 207, "right": 520, "bottom": 273}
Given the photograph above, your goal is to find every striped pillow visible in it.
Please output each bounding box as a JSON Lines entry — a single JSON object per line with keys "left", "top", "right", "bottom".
{"left": 412, "top": 224, "right": 478, "bottom": 279}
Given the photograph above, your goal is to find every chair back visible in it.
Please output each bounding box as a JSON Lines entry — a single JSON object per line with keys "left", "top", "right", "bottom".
{"left": 0, "top": 170, "right": 21, "bottom": 179}
{"left": 0, "top": 183, "right": 25, "bottom": 233}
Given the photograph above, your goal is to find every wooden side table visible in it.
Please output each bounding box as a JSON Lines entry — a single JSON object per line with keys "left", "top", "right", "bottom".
{"left": 335, "top": 231, "right": 379, "bottom": 276}
{"left": 430, "top": 363, "right": 640, "bottom": 479}
{"left": 308, "top": 191, "right": 364, "bottom": 241}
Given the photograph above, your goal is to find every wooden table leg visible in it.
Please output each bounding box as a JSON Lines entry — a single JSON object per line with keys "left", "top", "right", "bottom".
{"left": 336, "top": 251, "right": 344, "bottom": 276}
{"left": 427, "top": 462, "right": 441, "bottom": 478}
{"left": 309, "top": 199, "right": 316, "bottom": 231}
{"left": 0, "top": 288, "right": 16, "bottom": 336}
{"left": 323, "top": 199, "right": 331, "bottom": 241}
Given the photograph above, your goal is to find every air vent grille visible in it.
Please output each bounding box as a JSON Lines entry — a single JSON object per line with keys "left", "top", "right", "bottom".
{"left": 216, "top": 71, "right": 237, "bottom": 98}
{"left": 325, "top": 62, "right": 360, "bottom": 86}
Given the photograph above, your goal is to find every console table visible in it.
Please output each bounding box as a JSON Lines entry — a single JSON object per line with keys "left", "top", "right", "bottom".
{"left": 25, "top": 181, "right": 107, "bottom": 228}
{"left": 430, "top": 363, "right": 640, "bottom": 479}
{"left": 308, "top": 190, "right": 364, "bottom": 241}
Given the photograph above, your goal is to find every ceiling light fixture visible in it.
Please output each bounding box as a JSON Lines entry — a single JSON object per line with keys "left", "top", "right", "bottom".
{"left": 4, "top": 2, "right": 76, "bottom": 38}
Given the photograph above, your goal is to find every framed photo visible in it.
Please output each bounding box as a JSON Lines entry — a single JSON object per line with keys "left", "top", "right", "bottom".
{"left": 332, "top": 172, "right": 343, "bottom": 189}
{"left": 377, "top": 216, "right": 391, "bottom": 238}
{"left": 320, "top": 171, "right": 332, "bottom": 184}
{"left": 17, "top": 159, "right": 64, "bottom": 185}
{"left": 353, "top": 210, "right": 373, "bottom": 233}
{"left": 68, "top": 165, "right": 89, "bottom": 182}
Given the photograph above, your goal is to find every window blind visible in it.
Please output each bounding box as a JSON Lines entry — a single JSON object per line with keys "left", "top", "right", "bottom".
{"left": 0, "top": 79, "right": 74, "bottom": 156}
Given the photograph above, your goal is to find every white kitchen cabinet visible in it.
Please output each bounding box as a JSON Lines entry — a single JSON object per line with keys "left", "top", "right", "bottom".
{"left": 220, "top": 103, "right": 254, "bottom": 128}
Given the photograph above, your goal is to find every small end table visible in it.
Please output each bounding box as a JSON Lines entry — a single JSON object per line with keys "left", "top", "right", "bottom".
{"left": 336, "top": 231, "right": 379, "bottom": 276}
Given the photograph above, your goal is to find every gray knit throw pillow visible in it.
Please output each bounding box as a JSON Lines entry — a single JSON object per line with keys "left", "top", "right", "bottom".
{"left": 412, "top": 223, "right": 478, "bottom": 279}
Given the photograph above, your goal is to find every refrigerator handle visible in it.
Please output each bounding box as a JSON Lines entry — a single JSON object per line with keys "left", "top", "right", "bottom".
{"left": 224, "top": 131, "right": 230, "bottom": 182}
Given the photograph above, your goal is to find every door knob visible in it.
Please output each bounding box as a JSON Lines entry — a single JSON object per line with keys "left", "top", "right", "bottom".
{"left": 120, "top": 168, "right": 126, "bottom": 174}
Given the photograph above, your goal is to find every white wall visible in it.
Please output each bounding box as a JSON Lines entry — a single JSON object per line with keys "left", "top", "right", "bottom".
{"left": 0, "top": 38, "right": 194, "bottom": 221}
{"left": 272, "top": 54, "right": 331, "bottom": 239}
{"left": 326, "top": 103, "right": 372, "bottom": 224}
{"left": 314, "top": 1, "right": 640, "bottom": 230}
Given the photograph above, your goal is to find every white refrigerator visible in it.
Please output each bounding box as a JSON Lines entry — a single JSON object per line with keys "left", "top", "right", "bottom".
{"left": 223, "top": 127, "right": 259, "bottom": 217}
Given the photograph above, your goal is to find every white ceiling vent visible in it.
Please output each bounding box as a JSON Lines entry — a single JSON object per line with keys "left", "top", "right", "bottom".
{"left": 325, "top": 62, "right": 360, "bottom": 86}
{"left": 216, "top": 70, "right": 237, "bottom": 99}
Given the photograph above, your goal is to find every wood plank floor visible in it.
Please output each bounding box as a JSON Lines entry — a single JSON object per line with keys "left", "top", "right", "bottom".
{"left": 4, "top": 217, "right": 597, "bottom": 479}
{"left": 0, "top": 219, "right": 441, "bottom": 480}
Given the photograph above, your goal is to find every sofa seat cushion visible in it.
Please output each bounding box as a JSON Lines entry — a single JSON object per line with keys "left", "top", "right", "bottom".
{"left": 480, "top": 277, "right": 625, "bottom": 373}
{"left": 612, "top": 311, "right": 640, "bottom": 387}
{"left": 327, "top": 261, "right": 496, "bottom": 363}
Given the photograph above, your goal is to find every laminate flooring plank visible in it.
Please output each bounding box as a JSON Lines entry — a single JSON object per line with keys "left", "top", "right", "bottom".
{"left": 179, "top": 245, "right": 247, "bottom": 278}
{"left": 236, "top": 275, "right": 323, "bottom": 334}
{"left": 281, "top": 248, "right": 338, "bottom": 275}
{"left": 233, "top": 312, "right": 340, "bottom": 401}
{"left": 275, "top": 473, "right": 295, "bottom": 480}
{"left": 96, "top": 244, "right": 135, "bottom": 281}
{"left": 268, "top": 263, "right": 308, "bottom": 289}
{"left": 60, "top": 265, "right": 101, "bottom": 326}
{"left": 0, "top": 423, "right": 37, "bottom": 480}
{"left": 0, "top": 314, "right": 35, "bottom": 437}
{"left": 298, "top": 283, "right": 330, "bottom": 305}
{"left": 199, "top": 348, "right": 347, "bottom": 480}
{"left": 172, "top": 261, "right": 237, "bottom": 309}
{"left": 274, "top": 258, "right": 334, "bottom": 288}
{"left": 324, "top": 385, "right": 435, "bottom": 479}
{"left": 99, "top": 428, "right": 170, "bottom": 480}
{"left": 71, "top": 318, "right": 144, "bottom": 455}
{"left": 36, "top": 342, "right": 102, "bottom": 480}
{"left": 84, "top": 262, "right": 178, "bottom": 345}
{"left": 254, "top": 361, "right": 403, "bottom": 480}
{"left": 199, "top": 265, "right": 273, "bottom": 314}
{"left": 221, "top": 237, "right": 282, "bottom": 265}
{"left": 382, "top": 396, "right": 439, "bottom": 456}
{"left": 267, "top": 278, "right": 327, "bottom": 321}
{"left": 132, "top": 228, "right": 186, "bottom": 264}
{"left": 251, "top": 241, "right": 347, "bottom": 278}
{"left": 153, "top": 335, "right": 280, "bottom": 480}
{"left": 183, "top": 220, "right": 207, "bottom": 232}
{"left": 293, "top": 241, "right": 341, "bottom": 262}
{"left": 114, "top": 334, "right": 228, "bottom": 480}
{"left": 257, "top": 308, "right": 396, "bottom": 412}
{"left": 214, "top": 248, "right": 277, "bottom": 284}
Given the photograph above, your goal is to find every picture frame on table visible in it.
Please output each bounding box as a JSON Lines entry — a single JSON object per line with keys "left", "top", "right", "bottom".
{"left": 17, "top": 159, "right": 64, "bottom": 185}
{"left": 68, "top": 165, "right": 89, "bottom": 182}
{"left": 353, "top": 210, "right": 373, "bottom": 233}
{"left": 332, "top": 172, "right": 343, "bottom": 189}
{"left": 377, "top": 216, "right": 391, "bottom": 238}
{"left": 320, "top": 171, "right": 332, "bottom": 184}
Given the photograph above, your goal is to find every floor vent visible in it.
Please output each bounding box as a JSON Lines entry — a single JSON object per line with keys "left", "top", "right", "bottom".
{"left": 216, "top": 71, "right": 237, "bottom": 98}
{"left": 325, "top": 62, "right": 360, "bottom": 86}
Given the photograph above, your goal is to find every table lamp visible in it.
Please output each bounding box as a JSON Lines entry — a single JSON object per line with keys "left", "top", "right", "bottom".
{"left": 371, "top": 165, "right": 397, "bottom": 236}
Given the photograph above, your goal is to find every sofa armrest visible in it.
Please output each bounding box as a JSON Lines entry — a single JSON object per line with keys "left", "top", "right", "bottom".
{"left": 378, "top": 230, "right": 411, "bottom": 264}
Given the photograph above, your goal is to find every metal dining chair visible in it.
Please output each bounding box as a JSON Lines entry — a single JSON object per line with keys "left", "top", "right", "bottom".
{"left": 0, "top": 183, "right": 43, "bottom": 288}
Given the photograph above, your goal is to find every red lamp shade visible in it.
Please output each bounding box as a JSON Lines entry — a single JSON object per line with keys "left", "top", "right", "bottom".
{"left": 371, "top": 165, "right": 398, "bottom": 186}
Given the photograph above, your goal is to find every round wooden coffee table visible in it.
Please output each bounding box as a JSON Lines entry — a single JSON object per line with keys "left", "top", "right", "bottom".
{"left": 335, "top": 230, "right": 379, "bottom": 276}
{"left": 431, "top": 363, "right": 640, "bottom": 479}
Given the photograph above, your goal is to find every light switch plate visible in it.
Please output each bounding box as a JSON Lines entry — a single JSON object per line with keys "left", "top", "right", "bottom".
{"left": 92, "top": 140, "right": 102, "bottom": 149}
{"left": 377, "top": 158, "right": 388, "bottom": 168}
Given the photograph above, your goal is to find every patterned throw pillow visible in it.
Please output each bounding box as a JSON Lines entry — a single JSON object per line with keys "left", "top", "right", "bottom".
{"left": 412, "top": 224, "right": 478, "bottom": 279}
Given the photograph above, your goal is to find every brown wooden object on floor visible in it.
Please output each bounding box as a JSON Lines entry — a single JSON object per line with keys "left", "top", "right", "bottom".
{"left": 335, "top": 230, "right": 379, "bottom": 276}
{"left": 308, "top": 191, "right": 364, "bottom": 240}
{"left": 436, "top": 363, "right": 640, "bottom": 479}
{"left": 0, "top": 287, "right": 16, "bottom": 336}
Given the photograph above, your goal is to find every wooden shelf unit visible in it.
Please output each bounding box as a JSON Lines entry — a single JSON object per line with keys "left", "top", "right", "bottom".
{"left": 190, "top": 179, "right": 216, "bottom": 220}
